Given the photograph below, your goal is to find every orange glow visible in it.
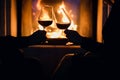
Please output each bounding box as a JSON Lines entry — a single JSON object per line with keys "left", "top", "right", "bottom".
{"left": 22, "top": 0, "right": 33, "bottom": 36}
{"left": 36, "top": 0, "right": 41, "bottom": 10}
{"left": 38, "top": 25, "right": 44, "bottom": 30}
{"left": 11, "top": 0, "right": 17, "bottom": 37}
{"left": 78, "top": 0, "right": 93, "bottom": 37}
{"left": 97, "top": 0, "right": 103, "bottom": 43}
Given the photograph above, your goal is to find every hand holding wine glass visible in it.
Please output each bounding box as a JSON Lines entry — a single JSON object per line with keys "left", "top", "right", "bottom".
{"left": 38, "top": 5, "right": 53, "bottom": 44}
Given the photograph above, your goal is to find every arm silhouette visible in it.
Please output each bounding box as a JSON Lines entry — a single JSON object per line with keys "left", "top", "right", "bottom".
{"left": 0, "top": 30, "right": 46, "bottom": 48}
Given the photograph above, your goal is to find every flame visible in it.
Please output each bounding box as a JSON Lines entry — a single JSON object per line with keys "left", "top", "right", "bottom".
{"left": 36, "top": 0, "right": 41, "bottom": 10}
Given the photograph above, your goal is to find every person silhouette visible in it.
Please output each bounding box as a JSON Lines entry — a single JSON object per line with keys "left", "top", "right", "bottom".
{"left": 0, "top": 29, "right": 47, "bottom": 65}
{"left": 53, "top": 0, "right": 120, "bottom": 80}
{"left": 0, "top": 30, "right": 46, "bottom": 64}
{"left": 65, "top": 0, "right": 120, "bottom": 63}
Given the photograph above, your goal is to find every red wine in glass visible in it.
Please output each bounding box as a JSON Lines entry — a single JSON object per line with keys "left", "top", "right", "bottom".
{"left": 56, "top": 23, "right": 70, "bottom": 29}
{"left": 38, "top": 20, "right": 53, "bottom": 28}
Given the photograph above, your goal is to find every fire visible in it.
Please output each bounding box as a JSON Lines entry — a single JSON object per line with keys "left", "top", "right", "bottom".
{"left": 36, "top": 0, "right": 41, "bottom": 10}
{"left": 34, "top": 0, "right": 77, "bottom": 38}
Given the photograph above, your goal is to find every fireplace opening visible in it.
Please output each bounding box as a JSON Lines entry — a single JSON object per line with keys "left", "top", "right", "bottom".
{"left": 14, "top": 0, "right": 111, "bottom": 44}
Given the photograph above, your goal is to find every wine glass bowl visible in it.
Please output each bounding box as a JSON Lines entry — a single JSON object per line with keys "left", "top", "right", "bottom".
{"left": 38, "top": 20, "right": 52, "bottom": 28}
{"left": 56, "top": 23, "right": 71, "bottom": 29}
{"left": 38, "top": 5, "right": 53, "bottom": 30}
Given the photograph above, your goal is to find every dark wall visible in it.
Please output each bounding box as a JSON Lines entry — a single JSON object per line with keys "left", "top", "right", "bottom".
{"left": 17, "top": 0, "right": 22, "bottom": 37}
{"left": 0, "top": 0, "right": 11, "bottom": 36}
{"left": 92, "top": 0, "right": 98, "bottom": 41}
{"left": 6, "top": 0, "right": 11, "bottom": 35}
{"left": 0, "top": 0, "right": 5, "bottom": 36}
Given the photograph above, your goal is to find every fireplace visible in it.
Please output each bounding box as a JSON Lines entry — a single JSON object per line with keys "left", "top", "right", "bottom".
{"left": 21, "top": 0, "right": 97, "bottom": 40}
{"left": 1, "top": 0, "right": 113, "bottom": 43}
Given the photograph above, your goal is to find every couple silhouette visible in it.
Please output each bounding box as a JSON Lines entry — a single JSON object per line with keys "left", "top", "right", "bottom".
{"left": 0, "top": 0, "right": 120, "bottom": 80}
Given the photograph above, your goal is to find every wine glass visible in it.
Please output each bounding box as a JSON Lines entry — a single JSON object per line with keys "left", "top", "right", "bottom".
{"left": 54, "top": 8, "right": 72, "bottom": 45}
{"left": 54, "top": 8, "right": 71, "bottom": 30}
{"left": 38, "top": 5, "right": 53, "bottom": 44}
{"left": 38, "top": 5, "right": 53, "bottom": 30}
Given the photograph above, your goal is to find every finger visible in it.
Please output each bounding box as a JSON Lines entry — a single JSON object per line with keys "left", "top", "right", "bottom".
{"left": 64, "top": 29, "right": 74, "bottom": 34}
{"left": 37, "top": 30, "right": 46, "bottom": 35}
{"left": 42, "top": 30, "right": 47, "bottom": 35}
{"left": 64, "top": 29, "right": 69, "bottom": 34}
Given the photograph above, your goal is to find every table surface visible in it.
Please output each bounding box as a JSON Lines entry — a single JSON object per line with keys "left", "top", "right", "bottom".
{"left": 28, "top": 44, "right": 81, "bottom": 49}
